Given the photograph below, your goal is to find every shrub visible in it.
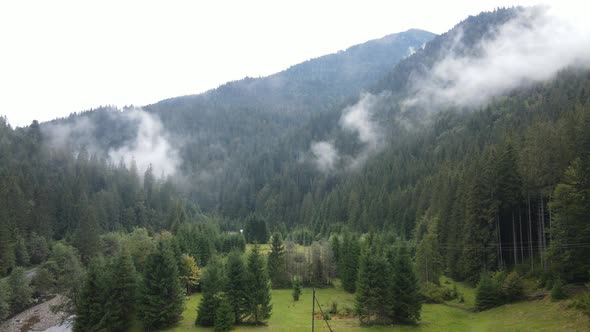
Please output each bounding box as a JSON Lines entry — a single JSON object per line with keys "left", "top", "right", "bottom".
{"left": 420, "top": 282, "right": 447, "bottom": 303}
{"left": 421, "top": 282, "right": 455, "bottom": 303}
{"left": 475, "top": 273, "right": 502, "bottom": 311}
{"left": 329, "top": 301, "right": 338, "bottom": 315}
{"left": 502, "top": 272, "right": 524, "bottom": 302}
{"left": 551, "top": 279, "right": 568, "bottom": 301}
{"left": 570, "top": 284, "right": 590, "bottom": 316}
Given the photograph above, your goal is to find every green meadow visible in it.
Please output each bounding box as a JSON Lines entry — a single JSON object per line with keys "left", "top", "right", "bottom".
{"left": 131, "top": 280, "right": 589, "bottom": 332}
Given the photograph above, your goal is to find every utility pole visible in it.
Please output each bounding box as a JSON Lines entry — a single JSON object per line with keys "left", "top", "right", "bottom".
{"left": 312, "top": 288, "right": 315, "bottom": 332}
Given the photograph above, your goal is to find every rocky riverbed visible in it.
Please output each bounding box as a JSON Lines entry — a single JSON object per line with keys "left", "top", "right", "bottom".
{"left": 0, "top": 295, "right": 72, "bottom": 332}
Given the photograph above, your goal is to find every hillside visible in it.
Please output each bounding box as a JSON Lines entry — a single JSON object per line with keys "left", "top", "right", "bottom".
{"left": 39, "top": 29, "right": 434, "bottom": 212}
{"left": 2, "top": 5, "right": 590, "bottom": 332}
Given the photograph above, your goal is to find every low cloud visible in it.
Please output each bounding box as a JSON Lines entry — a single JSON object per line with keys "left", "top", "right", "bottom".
{"left": 309, "top": 93, "right": 385, "bottom": 172}
{"left": 310, "top": 141, "right": 339, "bottom": 172}
{"left": 42, "top": 108, "right": 181, "bottom": 178}
{"left": 404, "top": 6, "right": 590, "bottom": 110}
{"left": 43, "top": 115, "right": 98, "bottom": 153}
{"left": 108, "top": 109, "right": 180, "bottom": 177}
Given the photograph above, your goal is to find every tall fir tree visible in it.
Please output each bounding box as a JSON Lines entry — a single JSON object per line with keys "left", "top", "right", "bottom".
{"left": 415, "top": 218, "right": 443, "bottom": 285}
{"left": 214, "top": 292, "right": 235, "bottom": 332}
{"left": 267, "top": 232, "right": 288, "bottom": 288}
{"left": 8, "top": 267, "right": 32, "bottom": 315}
{"left": 103, "top": 249, "right": 137, "bottom": 332}
{"left": 13, "top": 233, "right": 30, "bottom": 267}
{"left": 0, "top": 282, "right": 9, "bottom": 320}
{"left": 340, "top": 234, "right": 360, "bottom": 292}
{"left": 74, "top": 257, "right": 108, "bottom": 332}
{"left": 389, "top": 245, "right": 421, "bottom": 324}
{"left": 355, "top": 246, "right": 391, "bottom": 325}
{"left": 196, "top": 257, "right": 226, "bottom": 327}
{"left": 246, "top": 244, "right": 272, "bottom": 324}
{"left": 138, "top": 241, "right": 185, "bottom": 330}
{"left": 225, "top": 251, "right": 249, "bottom": 323}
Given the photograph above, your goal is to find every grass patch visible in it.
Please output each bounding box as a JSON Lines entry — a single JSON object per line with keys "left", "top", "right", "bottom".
{"left": 440, "top": 276, "right": 476, "bottom": 310}
{"left": 141, "top": 283, "right": 588, "bottom": 332}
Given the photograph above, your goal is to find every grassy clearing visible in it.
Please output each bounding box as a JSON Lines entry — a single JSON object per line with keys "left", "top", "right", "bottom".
{"left": 139, "top": 283, "right": 589, "bottom": 332}
{"left": 439, "top": 276, "right": 476, "bottom": 310}
{"left": 246, "top": 243, "right": 308, "bottom": 255}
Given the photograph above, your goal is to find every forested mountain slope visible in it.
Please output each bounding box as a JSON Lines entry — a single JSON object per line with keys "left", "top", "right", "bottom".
{"left": 40, "top": 29, "right": 433, "bottom": 212}
{"left": 247, "top": 6, "right": 590, "bottom": 283}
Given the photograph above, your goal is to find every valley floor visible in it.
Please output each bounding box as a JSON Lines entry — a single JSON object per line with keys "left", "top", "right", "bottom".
{"left": 131, "top": 281, "right": 589, "bottom": 332}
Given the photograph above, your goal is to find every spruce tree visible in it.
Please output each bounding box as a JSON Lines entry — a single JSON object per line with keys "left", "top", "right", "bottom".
{"left": 138, "top": 241, "right": 185, "bottom": 330}
{"left": 475, "top": 272, "right": 502, "bottom": 310}
{"left": 0, "top": 215, "right": 15, "bottom": 276}
{"left": 225, "top": 251, "right": 248, "bottom": 323}
{"left": 214, "top": 292, "right": 235, "bottom": 332}
{"left": 292, "top": 276, "right": 302, "bottom": 301}
{"left": 355, "top": 246, "right": 390, "bottom": 325}
{"left": 341, "top": 234, "right": 360, "bottom": 293}
{"left": 267, "top": 232, "right": 288, "bottom": 288}
{"left": 246, "top": 244, "right": 272, "bottom": 324}
{"left": 0, "top": 283, "right": 9, "bottom": 320}
{"left": 103, "top": 249, "right": 137, "bottom": 332}
{"left": 196, "top": 257, "right": 226, "bottom": 327}
{"left": 13, "top": 234, "right": 30, "bottom": 267}
{"left": 8, "top": 267, "right": 33, "bottom": 314}
{"left": 74, "top": 258, "right": 107, "bottom": 332}
{"left": 389, "top": 245, "right": 421, "bottom": 324}
{"left": 415, "top": 219, "right": 443, "bottom": 285}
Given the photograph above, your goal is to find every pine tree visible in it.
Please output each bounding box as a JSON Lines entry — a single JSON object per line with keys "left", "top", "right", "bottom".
{"left": 225, "top": 251, "right": 248, "bottom": 323}
{"left": 267, "top": 232, "right": 288, "bottom": 288}
{"left": 214, "top": 292, "right": 235, "bottom": 332}
{"left": 103, "top": 249, "right": 137, "bottom": 332}
{"left": 389, "top": 245, "right": 421, "bottom": 324}
{"left": 196, "top": 257, "right": 226, "bottom": 327}
{"left": 138, "top": 241, "right": 185, "bottom": 330}
{"left": 74, "top": 258, "right": 107, "bottom": 332}
{"left": 246, "top": 244, "right": 272, "bottom": 324}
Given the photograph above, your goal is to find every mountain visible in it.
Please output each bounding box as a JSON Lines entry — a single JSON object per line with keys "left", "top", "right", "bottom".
{"left": 1, "top": 5, "right": 590, "bottom": 292}
{"left": 245, "top": 6, "right": 590, "bottom": 283}
{"left": 41, "top": 29, "right": 435, "bottom": 211}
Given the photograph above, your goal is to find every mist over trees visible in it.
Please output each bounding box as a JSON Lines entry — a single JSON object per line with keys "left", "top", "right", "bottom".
{"left": 1, "top": 5, "right": 590, "bottom": 331}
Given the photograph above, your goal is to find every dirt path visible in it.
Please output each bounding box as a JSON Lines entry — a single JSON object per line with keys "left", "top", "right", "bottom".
{"left": 0, "top": 295, "right": 71, "bottom": 332}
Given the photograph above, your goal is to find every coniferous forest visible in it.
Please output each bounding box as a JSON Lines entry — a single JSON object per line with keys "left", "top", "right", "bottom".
{"left": 2, "top": 5, "right": 590, "bottom": 332}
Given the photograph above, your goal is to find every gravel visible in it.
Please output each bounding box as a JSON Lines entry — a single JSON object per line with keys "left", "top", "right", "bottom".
{"left": 0, "top": 295, "right": 72, "bottom": 332}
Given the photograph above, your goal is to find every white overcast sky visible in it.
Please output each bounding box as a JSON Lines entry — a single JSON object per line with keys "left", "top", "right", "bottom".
{"left": 0, "top": 0, "right": 581, "bottom": 126}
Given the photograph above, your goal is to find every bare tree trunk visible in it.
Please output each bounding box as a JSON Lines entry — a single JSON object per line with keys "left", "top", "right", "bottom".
{"left": 548, "top": 193, "right": 553, "bottom": 243}
{"left": 540, "top": 195, "right": 547, "bottom": 272}
{"left": 497, "top": 213, "right": 503, "bottom": 270}
{"left": 537, "top": 195, "right": 545, "bottom": 271}
{"left": 519, "top": 206, "right": 524, "bottom": 263}
{"left": 528, "top": 195, "right": 534, "bottom": 271}
{"left": 512, "top": 211, "right": 518, "bottom": 265}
